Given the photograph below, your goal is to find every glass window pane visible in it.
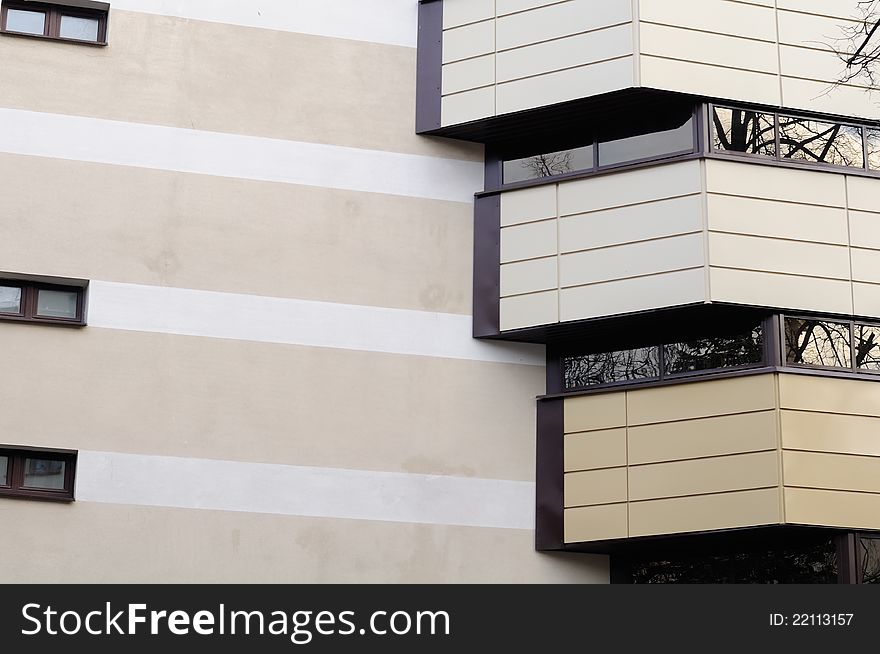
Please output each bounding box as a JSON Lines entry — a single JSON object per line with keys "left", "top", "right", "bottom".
{"left": 779, "top": 116, "right": 864, "bottom": 167}
{"left": 0, "top": 455, "right": 7, "bottom": 486}
{"left": 785, "top": 318, "right": 852, "bottom": 368}
{"left": 664, "top": 325, "right": 764, "bottom": 375}
{"left": 855, "top": 324, "right": 880, "bottom": 371}
{"left": 0, "top": 285, "right": 22, "bottom": 314}
{"left": 23, "top": 458, "right": 66, "bottom": 490}
{"left": 713, "top": 107, "right": 776, "bottom": 156}
{"left": 563, "top": 346, "right": 659, "bottom": 389}
{"left": 861, "top": 537, "right": 880, "bottom": 584}
{"left": 503, "top": 145, "right": 594, "bottom": 183}
{"left": 36, "top": 289, "right": 78, "bottom": 319}
{"left": 598, "top": 115, "right": 694, "bottom": 167}
{"left": 59, "top": 15, "right": 99, "bottom": 41}
{"left": 867, "top": 128, "right": 880, "bottom": 170}
{"left": 5, "top": 8, "right": 46, "bottom": 34}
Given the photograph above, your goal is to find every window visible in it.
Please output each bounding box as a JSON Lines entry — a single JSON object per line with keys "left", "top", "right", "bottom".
{"left": 712, "top": 107, "right": 776, "bottom": 157}
{"left": 0, "top": 1, "right": 108, "bottom": 44}
{"left": 0, "top": 277, "right": 86, "bottom": 325}
{"left": 0, "top": 447, "right": 76, "bottom": 501}
{"left": 784, "top": 318, "right": 852, "bottom": 369}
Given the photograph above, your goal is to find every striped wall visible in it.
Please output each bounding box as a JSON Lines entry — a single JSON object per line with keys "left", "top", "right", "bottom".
{"left": 0, "top": 1, "right": 607, "bottom": 583}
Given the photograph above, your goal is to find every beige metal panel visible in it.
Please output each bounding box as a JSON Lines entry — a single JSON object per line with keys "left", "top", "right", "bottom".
{"left": 629, "top": 488, "right": 781, "bottom": 538}
{"left": 629, "top": 451, "right": 779, "bottom": 502}
{"left": 640, "top": 23, "right": 779, "bottom": 74}
{"left": 779, "top": 374, "right": 880, "bottom": 418}
{"left": 708, "top": 233, "right": 851, "bottom": 280}
{"left": 628, "top": 410, "right": 779, "bottom": 465}
{"left": 846, "top": 176, "right": 880, "bottom": 214}
{"left": 853, "top": 282, "right": 880, "bottom": 318}
{"left": 565, "top": 393, "right": 627, "bottom": 434}
{"left": 705, "top": 160, "right": 847, "bottom": 207}
{"left": 781, "top": 77, "right": 880, "bottom": 121}
{"left": 496, "top": 57, "right": 634, "bottom": 115}
{"left": 777, "top": 10, "right": 859, "bottom": 48}
{"left": 560, "top": 234, "right": 704, "bottom": 287}
{"left": 639, "top": 0, "right": 776, "bottom": 41}
{"left": 500, "top": 257, "right": 559, "bottom": 296}
{"left": 707, "top": 194, "right": 848, "bottom": 245}
{"left": 442, "top": 54, "right": 496, "bottom": 95}
{"left": 627, "top": 375, "right": 777, "bottom": 426}
{"left": 784, "top": 450, "right": 880, "bottom": 495}
{"left": 442, "top": 20, "right": 496, "bottom": 63}
{"left": 440, "top": 86, "right": 495, "bottom": 126}
{"left": 778, "top": 44, "right": 855, "bottom": 86}
{"left": 497, "top": 24, "right": 633, "bottom": 83}
{"left": 564, "top": 504, "right": 628, "bottom": 543}
{"left": 709, "top": 268, "right": 854, "bottom": 315}
{"left": 850, "top": 211, "right": 880, "bottom": 250}
{"left": 782, "top": 410, "right": 880, "bottom": 457}
{"left": 784, "top": 487, "right": 880, "bottom": 530}
{"left": 777, "top": 0, "right": 859, "bottom": 20}
{"left": 443, "top": 0, "right": 496, "bottom": 29}
{"left": 565, "top": 428, "right": 627, "bottom": 472}
{"left": 501, "top": 185, "right": 558, "bottom": 227}
{"left": 497, "top": 0, "right": 564, "bottom": 15}
{"left": 558, "top": 160, "right": 702, "bottom": 216}
{"left": 0, "top": 155, "right": 476, "bottom": 315}
{"left": 496, "top": 0, "right": 632, "bottom": 51}
{"left": 499, "top": 290, "right": 559, "bottom": 330}
{"left": 560, "top": 195, "right": 703, "bottom": 253}
{"left": 565, "top": 468, "right": 628, "bottom": 507}
{"left": 851, "top": 248, "right": 880, "bottom": 284}
{"left": 559, "top": 268, "right": 706, "bottom": 322}
{"left": 641, "top": 57, "right": 780, "bottom": 106}
{"left": 500, "top": 219, "right": 558, "bottom": 263}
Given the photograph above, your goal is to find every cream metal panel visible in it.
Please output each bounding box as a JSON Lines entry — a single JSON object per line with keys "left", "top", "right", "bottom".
{"left": 496, "top": 0, "right": 562, "bottom": 16}
{"left": 776, "top": 10, "right": 859, "bottom": 49}
{"left": 558, "top": 160, "right": 702, "bottom": 216}
{"left": 496, "top": 0, "right": 632, "bottom": 52}
{"left": 501, "top": 185, "right": 558, "bottom": 226}
{"left": 442, "top": 20, "right": 496, "bottom": 64}
{"left": 849, "top": 212, "right": 880, "bottom": 250}
{"left": 628, "top": 411, "right": 778, "bottom": 465}
{"left": 564, "top": 393, "right": 627, "bottom": 433}
{"left": 565, "top": 428, "right": 628, "bottom": 472}
{"left": 780, "top": 78, "right": 880, "bottom": 121}
{"left": 639, "top": 0, "right": 777, "bottom": 42}
{"left": 853, "top": 283, "right": 880, "bottom": 318}
{"left": 560, "top": 195, "right": 703, "bottom": 253}
{"left": 499, "top": 290, "right": 559, "bottom": 330}
{"left": 565, "top": 468, "right": 628, "bottom": 507}
{"left": 851, "top": 248, "right": 880, "bottom": 284}
{"left": 777, "top": 0, "right": 857, "bottom": 20}
{"left": 781, "top": 410, "right": 880, "bottom": 458}
{"left": 629, "top": 451, "right": 779, "bottom": 502}
{"left": 627, "top": 375, "right": 776, "bottom": 426}
{"left": 640, "top": 23, "right": 779, "bottom": 74}
{"left": 784, "top": 487, "right": 880, "bottom": 531}
{"left": 708, "top": 233, "right": 851, "bottom": 280}
{"left": 783, "top": 450, "right": 880, "bottom": 495}
{"left": 705, "top": 160, "right": 847, "bottom": 207}
{"left": 564, "top": 504, "right": 628, "bottom": 542}
{"left": 629, "top": 488, "right": 781, "bottom": 538}
{"left": 500, "top": 257, "right": 559, "bottom": 296}
{"left": 500, "top": 219, "right": 558, "bottom": 263}
{"left": 846, "top": 176, "right": 880, "bottom": 214}
{"left": 496, "top": 24, "right": 633, "bottom": 83}
{"left": 706, "top": 194, "right": 849, "bottom": 245}
{"left": 779, "top": 374, "right": 880, "bottom": 418}
{"left": 443, "top": 0, "right": 495, "bottom": 29}
{"left": 560, "top": 234, "right": 704, "bottom": 287}
{"left": 709, "top": 268, "right": 854, "bottom": 315}
{"left": 778, "top": 44, "right": 853, "bottom": 86}
{"left": 442, "top": 55, "right": 496, "bottom": 95}
{"left": 559, "top": 268, "right": 705, "bottom": 322}
{"left": 440, "top": 86, "right": 495, "bottom": 125}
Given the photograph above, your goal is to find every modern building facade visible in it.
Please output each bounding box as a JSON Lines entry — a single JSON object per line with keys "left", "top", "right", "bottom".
{"left": 0, "top": 0, "right": 606, "bottom": 582}
{"left": 417, "top": 0, "right": 880, "bottom": 583}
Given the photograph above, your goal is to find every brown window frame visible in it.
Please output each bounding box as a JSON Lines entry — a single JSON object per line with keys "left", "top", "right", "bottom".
{"left": 0, "top": 278, "right": 87, "bottom": 326}
{"left": 0, "top": 0, "right": 109, "bottom": 46}
{"left": 0, "top": 446, "right": 77, "bottom": 502}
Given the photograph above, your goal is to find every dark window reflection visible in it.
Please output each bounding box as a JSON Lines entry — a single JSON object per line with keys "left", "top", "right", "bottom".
{"left": 785, "top": 318, "right": 852, "bottom": 369}
{"left": 860, "top": 537, "right": 880, "bottom": 584}
{"left": 713, "top": 107, "right": 776, "bottom": 156}
{"left": 855, "top": 324, "right": 880, "bottom": 371}
{"left": 502, "top": 145, "right": 594, "bottom": 184}
{"left": 598, "top": 113, "right": 694, "bottom": 167}
{"left": 779, "top": 116, "right": 864, "bottom": 167}
{"left": 563, "top": 347, "right": 659, "bottom": 389}
{"left": 665, "top": 325, "right": 763, "bottom": 375}
{"left": 866, "top": 128, "right": 880, "bottom": 170}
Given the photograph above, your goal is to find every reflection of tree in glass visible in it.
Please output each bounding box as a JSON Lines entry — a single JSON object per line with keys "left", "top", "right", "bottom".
{"left": 785, "top": 319, "right": 852, "bottom": 368}
{"left": 563, "top": 347, "right": 658, "bottom": 389}
{"left": 664, "top": 327, "right": 763, "bottom": 374}
{"left": 778, "top": 117, "right": 864, "bottom": 166}
{"left": 860, "top": 538, "right": 880, "bottom": 583}
{"left": 518, "top": 150, "right": 574, "bottom": 179}
{"left": 713, "top": 108, "right": 776, "bottom": 155}
{"left": 855, "top": 325, "right": 880, "bottom": 369}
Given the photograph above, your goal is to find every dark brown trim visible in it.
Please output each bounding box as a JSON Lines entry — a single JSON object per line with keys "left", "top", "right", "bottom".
{"left": 0, "top": 276, "right": 87, "bottom": 326}
{"left": 472, "top": 194, "right": 500, "bottom": 338}
{"left": 838, "top": 533, "right": 859, "bottom": 584}
{"left": 0, "top": 445, "right": 77, "bottom": 502}
{"left": 1, "top": 0, "right": 108, "bottom": 45}
{"left": 535, "top": 398, "right": 564, "bottom": 552}
{"left": 415, "top": 0, "right": 442, "bottom": 134}
{"left": 18, "top": 0, "right": 107, "bottom": 10}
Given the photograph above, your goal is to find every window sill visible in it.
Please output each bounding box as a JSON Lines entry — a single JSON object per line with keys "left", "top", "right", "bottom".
{"left": 0, "top": 313, "right": 86, "bottom": 327}
{"left": 0, "top": 28, "right": 106, "bottom": 46}
{"left": 0, "top": 489, "right": 75, "bottom": 502}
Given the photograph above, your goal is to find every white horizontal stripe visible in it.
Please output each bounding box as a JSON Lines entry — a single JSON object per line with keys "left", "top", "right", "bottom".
{"left": 87, "top": 281, "right": 545, "bottom": 367}
{"left": 75, "top": 451, "right": 535, "bottom": 530}
{"left": 0, "top": 108, "right": 482, "bottom": 204}
{"left": 111, "top": 0, "right": 419, "bottom": 48}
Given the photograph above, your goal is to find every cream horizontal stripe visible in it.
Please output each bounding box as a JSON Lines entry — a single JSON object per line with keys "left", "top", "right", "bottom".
{"left": 0, "top": 108, "right": 482, "bottom": 204}
{"left": 110, "top": 0, "right": 418, "bottom": 48}
{"left": 75, "top": 451, "right": 535, "bottom": 530}
{"left": 87, "top": 281, "right": 544, "bottom": 366}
